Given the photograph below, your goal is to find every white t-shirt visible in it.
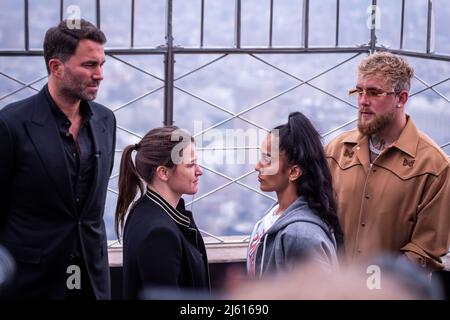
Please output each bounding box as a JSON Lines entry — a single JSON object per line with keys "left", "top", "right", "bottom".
{"left": 247, "top": 204, "right": 281, "bottom": 276}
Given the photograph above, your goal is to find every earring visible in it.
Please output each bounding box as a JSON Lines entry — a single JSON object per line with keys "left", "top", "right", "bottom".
{"left": 396, "top": 104, "right": 401, "bottom": 108}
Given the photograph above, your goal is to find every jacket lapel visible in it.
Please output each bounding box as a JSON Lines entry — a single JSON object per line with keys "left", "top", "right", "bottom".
{"left": 24, "top": 89, "right": 77, "bottom": 216}
{"left": 79, "top": 109, "right": 105, "bottom": 218}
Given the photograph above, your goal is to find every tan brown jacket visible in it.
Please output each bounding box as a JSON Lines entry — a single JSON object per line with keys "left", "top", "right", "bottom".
{"left": 325, "top": 117, "right": 450, "bottom": 271}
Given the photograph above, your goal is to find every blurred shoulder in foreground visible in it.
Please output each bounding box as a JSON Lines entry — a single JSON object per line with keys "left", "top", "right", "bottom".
{"left": 227, "top": 253, "right": 444, "bottom": 300}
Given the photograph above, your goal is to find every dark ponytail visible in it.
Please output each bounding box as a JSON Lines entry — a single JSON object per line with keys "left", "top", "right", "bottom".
{"left": 114, "top": 144, "right": 144, "bottom": 239}
{"left": 275, "top": 112, "right": 344, "bottom": 247}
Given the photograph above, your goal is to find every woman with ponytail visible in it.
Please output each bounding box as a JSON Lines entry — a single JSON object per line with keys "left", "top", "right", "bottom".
{"left": 247, "top": 112, "right": 343, "bottom": 278}
{"left": 115, "top": 126, "right": 209, "bottom": 299}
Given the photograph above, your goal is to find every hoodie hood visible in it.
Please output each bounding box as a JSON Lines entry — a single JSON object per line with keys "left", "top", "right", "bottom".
{"left": 265, "top": 196, "right": 336, "bottom": 246}
{"left": 247, "top": 196, "right": 340, "bottom": 278}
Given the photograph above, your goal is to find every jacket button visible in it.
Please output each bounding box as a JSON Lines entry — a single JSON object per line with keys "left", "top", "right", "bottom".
{"left": 365, "top": 195, "right": 370, "bottom": 199}
{"left": 361, "top": 223, "right": 366, "bottom": 227}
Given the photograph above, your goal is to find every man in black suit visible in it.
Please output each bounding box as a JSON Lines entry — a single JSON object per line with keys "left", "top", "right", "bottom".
{"left": 0, "top": 19, "right": 116, "bottom": 299}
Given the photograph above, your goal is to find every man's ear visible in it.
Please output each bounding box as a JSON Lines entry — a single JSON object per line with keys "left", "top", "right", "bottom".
{"left": 397, "top": 90, "right": 409, "bottom": 107}
{"left": 155, "top": 166, "right": 169, "bottom": 182}
{"left": 289, "top": 165, "right": 302, "bottom": 182}
{"left": 48, "top": 58, "right": 64, "bottom": 78}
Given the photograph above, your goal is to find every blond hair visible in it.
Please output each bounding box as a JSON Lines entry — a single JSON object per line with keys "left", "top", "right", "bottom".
{"left": 358, "top": 52, "right": 414, "bottom": 92}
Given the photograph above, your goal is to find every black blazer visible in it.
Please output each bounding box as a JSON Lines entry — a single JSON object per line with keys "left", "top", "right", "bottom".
{"left": 0, "top": 87, "right": 116, "bottom": 299}
{"left": 122, "top": 189, "right": 210, "bottom": 300}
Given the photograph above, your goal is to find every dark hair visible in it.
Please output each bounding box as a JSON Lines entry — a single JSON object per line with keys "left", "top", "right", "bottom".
{"left": 43, "top": 19, "right": 106, "bottom": 74}
{"left": 274, "top": 112, "right": 344, "bottom": 247}
{"left": 114, "top": 126, "right": 193, "bottom": 238}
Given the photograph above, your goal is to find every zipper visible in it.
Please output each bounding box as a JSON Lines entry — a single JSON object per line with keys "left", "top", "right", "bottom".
{"left": 189, "top": 226, "right": 199, "bottom": 248}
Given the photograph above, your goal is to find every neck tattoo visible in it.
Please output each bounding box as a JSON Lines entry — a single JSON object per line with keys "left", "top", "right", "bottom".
{"left": 370, "top": 135, "right": 386, "bottom": 152}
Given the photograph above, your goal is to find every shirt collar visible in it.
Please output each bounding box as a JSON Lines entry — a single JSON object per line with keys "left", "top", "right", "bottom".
{"left": 44, "top": 84, "right": 93, "bottom": 127}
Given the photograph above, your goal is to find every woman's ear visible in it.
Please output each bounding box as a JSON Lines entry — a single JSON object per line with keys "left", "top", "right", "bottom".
{"left": 289, "top": 165, "right": 302, "bottom": 182}
{"left": 155, "top": 166, "right": 169, "bottom": 182}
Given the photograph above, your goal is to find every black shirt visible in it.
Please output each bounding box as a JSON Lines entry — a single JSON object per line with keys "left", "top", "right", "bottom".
{"left": 44, "top": 85, "right": 96, "bottom": 216}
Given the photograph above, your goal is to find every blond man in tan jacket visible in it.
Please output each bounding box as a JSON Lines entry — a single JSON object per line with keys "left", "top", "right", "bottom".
{"left": 325, "top": 52, "right": 450, "bottom": 272}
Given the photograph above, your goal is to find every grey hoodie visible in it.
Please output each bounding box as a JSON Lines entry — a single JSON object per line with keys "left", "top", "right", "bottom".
{"left": 248, "top": 196, "right": 339, "bottom": 278}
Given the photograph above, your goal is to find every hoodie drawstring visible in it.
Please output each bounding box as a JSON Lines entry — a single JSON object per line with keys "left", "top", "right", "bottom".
{"left": 259, "top": 233, "right": 268, "bottom": 278}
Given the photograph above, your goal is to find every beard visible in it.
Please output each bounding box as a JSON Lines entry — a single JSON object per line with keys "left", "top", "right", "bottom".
{"left": 357, "top": 108, "right": 396, "bottom": 136}
{"left": 60, "top": 68, "right": 99, "bottom": 102}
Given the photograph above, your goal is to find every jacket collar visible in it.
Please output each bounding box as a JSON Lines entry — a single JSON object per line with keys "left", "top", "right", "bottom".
{"left": 342, "top": 115, "right": 419, "bottom": 158}
{"left": 391, "top": 116, "right": 419, "bottom": 158}
{"left": 145, "top": 188, "right": 191, "bottom": 228}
